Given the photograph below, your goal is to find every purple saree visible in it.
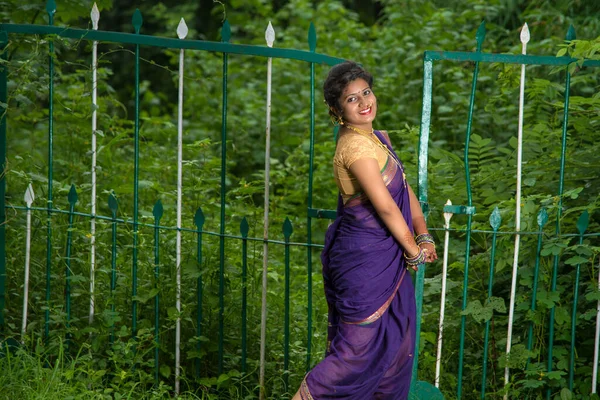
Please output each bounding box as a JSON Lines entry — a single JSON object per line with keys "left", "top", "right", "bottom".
{"left": 301, "top": 130, "right": 416, "bottom": 400}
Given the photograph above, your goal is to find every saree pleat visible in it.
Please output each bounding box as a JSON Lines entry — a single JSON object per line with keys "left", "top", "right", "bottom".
{"left": 302, "top": 131, "right": 416, "bottom": 400}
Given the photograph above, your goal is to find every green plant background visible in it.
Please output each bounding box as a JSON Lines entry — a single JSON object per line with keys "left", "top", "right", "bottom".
{"left": 1, "top": 0, "right": 599, "bottom": 399}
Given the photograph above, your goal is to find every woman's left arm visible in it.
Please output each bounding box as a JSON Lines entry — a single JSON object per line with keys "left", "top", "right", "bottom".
{"left": 407, "top": 183, "right": 438, "bottom": 263}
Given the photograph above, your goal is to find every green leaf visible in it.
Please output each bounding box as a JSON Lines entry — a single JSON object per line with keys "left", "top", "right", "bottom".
{"left": 160, "top": 365, "right": 171, "bottom": 378}
{"left": 182, "top": 261, "right": 201, "bottom": 280}
{"left": 541, "top": 242, "right": 567, "bottom": 256}
{"left": 487, "top": 296, "right": 506, "bottom": 313}
{"left": 522, "top": 379, "right": 545, "bottom": 389}
{"left": 560, "top": 388, "right": 573, "bottom": 400}
{"left": 132, "top": 288, "right": 160, "bottom": 304}
{"left": 462, "top": 300, "right": 492, "bottom": 323}
{"left": 555, "top": 306, "right": 569, "bottom": 325}
{"left": 537, "top": 290, "right": 560, "bottom": 309}
{"left": 523, "top": 177, "right": 536, "bottom": 186}
{"left": 546, "top": 370, "right": 564, "bottom": 381}
{"left": 585, "top": 291, "right": 600, "bottom": 302}
{"left": 199, "top": 377, "right": 217, "bottom": 387}
{"left": 564, "top": 255, "right": 588, "bottom": 266}
{"left": 217, "top": 373, "right": 231, "bottom": 389}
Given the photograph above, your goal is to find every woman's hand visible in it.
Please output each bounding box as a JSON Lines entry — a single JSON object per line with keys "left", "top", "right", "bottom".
{"left": 420, "top": 243, "right": 437, "bottom": 263}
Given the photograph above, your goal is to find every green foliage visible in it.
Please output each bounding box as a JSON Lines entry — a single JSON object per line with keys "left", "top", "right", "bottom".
{"left": 1, "top": 0, "right": 600, "bottom": 399}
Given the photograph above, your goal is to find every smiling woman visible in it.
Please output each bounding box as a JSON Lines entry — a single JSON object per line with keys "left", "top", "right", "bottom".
{"left": 292, "top": 61, "right": 437, "bottom": 400}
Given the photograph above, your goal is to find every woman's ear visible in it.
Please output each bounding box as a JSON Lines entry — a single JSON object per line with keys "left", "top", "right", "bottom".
{"left": 329, "top": 109, "right": 344, "bottom": 126}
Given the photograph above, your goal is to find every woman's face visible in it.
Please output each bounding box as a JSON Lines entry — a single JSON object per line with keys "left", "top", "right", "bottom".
{"left": 338, "top": 78, "right": 377, "bottom": 127}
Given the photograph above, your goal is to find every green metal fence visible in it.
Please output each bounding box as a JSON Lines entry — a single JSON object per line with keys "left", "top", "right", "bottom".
{"left": 414, "top": 21, "right": 600, "bottom": 399}
{"left": 1, "top": 3, "right": 600, "bottom": 399}
{"left": 0, "top": 2, "right": 346, "bottom": 397}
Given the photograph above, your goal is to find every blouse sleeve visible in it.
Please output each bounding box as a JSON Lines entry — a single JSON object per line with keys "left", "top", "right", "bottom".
{"left": 339, "top": 134, "right": 379, "bottom": 169}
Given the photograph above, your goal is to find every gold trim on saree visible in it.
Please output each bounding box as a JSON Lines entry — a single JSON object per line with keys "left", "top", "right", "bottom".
{"left": 299, "top": 375, "right": 314, "bottom": 400}
{"left": 344, "top": 155, "right": 398, "bottom": 208}
{"left": 342, "top": 268, "right": 407, "bottom": 326}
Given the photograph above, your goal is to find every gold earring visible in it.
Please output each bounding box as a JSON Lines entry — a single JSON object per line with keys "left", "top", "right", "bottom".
{"left": 330, "top": 114, "right": 343, "bottom": 126}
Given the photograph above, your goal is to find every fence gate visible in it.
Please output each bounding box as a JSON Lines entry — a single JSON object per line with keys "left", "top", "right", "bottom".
{"left": 408, "top": 21, "right": 600, "bottom": 399}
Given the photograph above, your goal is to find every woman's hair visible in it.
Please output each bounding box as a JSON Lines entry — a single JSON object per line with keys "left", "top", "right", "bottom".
{"left": 323, "top": 61, "right": 373, "bottom": 118}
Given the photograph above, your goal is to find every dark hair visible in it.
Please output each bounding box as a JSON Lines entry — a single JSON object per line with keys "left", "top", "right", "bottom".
{"left": 323, "top": 61, "right": 373, "bottom": 118}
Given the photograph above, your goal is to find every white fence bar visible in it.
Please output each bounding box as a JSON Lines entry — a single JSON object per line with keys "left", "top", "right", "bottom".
{"left": 504, "top": 23, "right": 529, "bottom": 396}
{"left": 89, "top": 2, "right": 99, "bottom": 324}
{"left": 21, "top": 184, "right": 34, "bottom": 342}
{"left": 174, "top": 17, "right": 188, "bottom": 395}
{"left": 259, "top": 21, "right": 275, "bottom": 400}
{"left": 593, "top": 256, "right": 600, "bottom": 394}
{"left": 435, "top": 199, "right": 453, "bottom": 388}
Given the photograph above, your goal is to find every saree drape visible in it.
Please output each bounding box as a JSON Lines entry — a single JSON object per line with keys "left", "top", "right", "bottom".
{"left": 301, "top": 130, "right": 416, "bottom": 400}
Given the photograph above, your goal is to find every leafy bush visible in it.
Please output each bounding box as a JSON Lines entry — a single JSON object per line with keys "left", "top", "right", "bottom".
{"left": 1, "top": 0, "right": 599, "bottom": 399}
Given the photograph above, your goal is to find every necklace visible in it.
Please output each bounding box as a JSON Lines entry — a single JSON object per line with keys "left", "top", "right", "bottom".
{"left": 345, "top": 124, "right": 373, "bottom": 136}
{"left": 344, "top": 124, "right": 407, "bottom": 187}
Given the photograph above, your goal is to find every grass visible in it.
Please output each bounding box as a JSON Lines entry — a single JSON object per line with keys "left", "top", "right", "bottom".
{"left": 0, "top": 338, "right": 212, "bottom": 400}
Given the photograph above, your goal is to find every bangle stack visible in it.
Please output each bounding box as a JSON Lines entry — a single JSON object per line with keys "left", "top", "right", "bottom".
{"left": 416, "top": 233, "right": 435, "bottom": 248}
{"left": 404, "top": 247, "right": 426, "bottom": 267}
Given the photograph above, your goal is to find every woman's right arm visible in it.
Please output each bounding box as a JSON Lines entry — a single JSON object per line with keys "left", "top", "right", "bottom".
{"left": 348, "top": 157, "right": 421, "bottom": 270}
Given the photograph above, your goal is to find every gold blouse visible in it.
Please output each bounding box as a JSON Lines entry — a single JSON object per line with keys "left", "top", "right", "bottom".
{"left": 333, "top": 132, "right": 389, "bottom": 204}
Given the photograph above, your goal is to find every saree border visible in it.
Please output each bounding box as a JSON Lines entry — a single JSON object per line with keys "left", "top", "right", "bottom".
{"left": 344, "top": 155, "right": 398, "bottom": 208}
{"left": 299, "top": 375, "right": 314, "bottom": 400}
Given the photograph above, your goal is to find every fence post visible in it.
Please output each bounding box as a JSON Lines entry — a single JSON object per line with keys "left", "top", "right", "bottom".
{"left": 259, "top": 21, "right": 275, "bottom": 400}
{"left": 131, "top": 7, "right": 143, "bottom": 345}
{"left": 108, "top": 193, "right": 118, "bottom": 345}
{"left": 568, "top": 211, "right": 589, "bottom": 390}
{"left": 218, "top": 19, "right": 231, "bottom": 376}
{"left": 483, "top": 207, "right": 501, "bottom": 399}
{"left": 65, "top": 184, "right": 78, "bottom": 348}
{"left": 174, "top": 16, "right": 188, "bottom": 395}
{"left": 434, "top": 199, "right": 453, "bottom": 388}
{"left": 526, "top": 208, "right": 549, "bottom": 369}
{"left": 593, "top": 256, "right": 600, "bottom": 394}
{"left": 44, "top": 0, "right": 57, "bottom": 343}
{"left": 194, "top": 208, "right": 205, "bottom": 379}
{"left": 89, "top": 2, "right": 100, "bottom": 325}
{"left": 547, "top": 25, "right": 576, "bottom": 400}
{"left": 21, "top": 185, "right": 35, "bottom": 341}
{"left": 504, "top": 23, "right": 530, "bottom": 396}
{"left": 283, "top": 217, "right": 293, "bottom": 392}
{"left": 306, "top": 21, "right": 317, "bottom": 372}
{"left": 457, "top": 20, "right": 486, "bottom": 399}
{"left": 240, "top": 217, "right": 249, "bottom": 375}
{"left": 0, "top": 27, "right": 7, "bottom": 333}
{"left": 152, "top": 199, "right": 163, "bottom": 386}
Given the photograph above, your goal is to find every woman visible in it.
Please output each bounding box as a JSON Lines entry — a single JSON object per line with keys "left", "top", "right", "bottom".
{"left": 293, "top": 61, "right": 437, "bottom": 400}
